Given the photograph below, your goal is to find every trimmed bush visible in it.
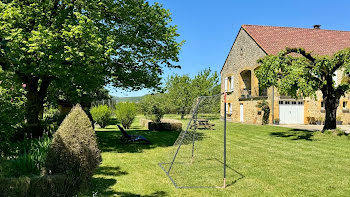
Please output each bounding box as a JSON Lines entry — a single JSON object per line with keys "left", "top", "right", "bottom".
{"left": 0, "top": 175, "right": 74, "bottom": 197}
{"left": 115, "top": 102, "right": 137, "bottom": 129}
{"left": 90, "top": 105, "right": 112, "bottom": 128}
{"left": 45, "top": 104, "right": 101, "bottom": 193}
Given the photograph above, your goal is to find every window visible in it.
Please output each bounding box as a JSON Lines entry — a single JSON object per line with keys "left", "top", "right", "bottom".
{"left": 343, "top": 101, "right": 348, "bottom": 109}
{"left": 321, "top": 101, "right": 325, "bottom": 109}
{"left": 230, "top": 76, "right": 234, "bottom": 92}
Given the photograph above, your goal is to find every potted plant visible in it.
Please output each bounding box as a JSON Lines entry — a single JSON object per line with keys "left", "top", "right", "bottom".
{"left": 274, "top": 118, "right": 280, "bottom": 125}
{"left": 336, "top": 116, "right": 343, "bottom": 125}
{"left": 320, "top": 117, "right": 325, "bottom": 125}
{"left": 316, "top": 117, "right": 325, "bottom": 125}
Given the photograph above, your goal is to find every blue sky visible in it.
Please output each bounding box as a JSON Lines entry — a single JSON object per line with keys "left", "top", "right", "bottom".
{"left": 109, "top": 0, "right": 350, "bottom": 97}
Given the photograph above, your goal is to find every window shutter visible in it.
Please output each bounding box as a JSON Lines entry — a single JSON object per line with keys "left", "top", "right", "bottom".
{"left": 230, "top": 76, "right": 234, "bottom": 91}
{"left": 224, "top": 77, "right": 228, "bottom": 92}
{"left": 230, "top": 103, "right": 232, "bottom": 113}
{"left": 226, "top": 103, "right": 228, "bottom": 113}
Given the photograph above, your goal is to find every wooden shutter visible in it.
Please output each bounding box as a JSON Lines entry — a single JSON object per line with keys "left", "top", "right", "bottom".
{"left": 224, "top": 77, "right": 228, "bottom": 92}
{"left": 230, "top": 76, "right": 234, "bottom": 91}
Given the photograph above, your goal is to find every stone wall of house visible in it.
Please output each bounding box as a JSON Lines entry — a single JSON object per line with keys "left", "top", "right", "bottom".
{"left": 220, "top": 28, "right": 267, "bottom": 124}
{"left": 305, "top": 90, "right": 350, "bottom": 125}
{"left": 221, "top": 27, "right": 350, "bottom": 125}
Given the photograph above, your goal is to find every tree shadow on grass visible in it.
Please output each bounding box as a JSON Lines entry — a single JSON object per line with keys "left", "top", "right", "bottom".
{"left": 83, "top": 166, "right": 128, "bottom": 196}
{"left": 115, "top": 191, "right": 167, "bottom": 197}
{"left": 270, "top": 129, "right": 314, "bottom": 141}
{"left": 96, "top": 128, "right": 181, "bottom": 153}
{"left": 95, "top": 166, "right": 128, "bottom": 176}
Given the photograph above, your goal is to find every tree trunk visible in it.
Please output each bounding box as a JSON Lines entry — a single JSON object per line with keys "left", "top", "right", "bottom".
{"left": 25, "top": 90, "right": 44, "bottom": 138}
{"left": 322, "top": 92, "right": 340, "bottom": 131}
{"left": 22, "top": 76, "right": 52, "bottom": 138}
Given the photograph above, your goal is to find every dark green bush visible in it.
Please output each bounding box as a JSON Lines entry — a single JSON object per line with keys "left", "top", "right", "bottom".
{"left": 90, "top": 105, "right": 112, "bottom": 128}
{"left": 45, "top": 104, "right": 101, "bottom": 191}
{"left": 115, "top": 102, "right": 137, "bottom": 129}
{"left": 0, "top": 71, "right": 26, "bottom": 158}
{"left": 7, "top": 135, "right": 52, "bottom": 177}
{"left": 0, "top": 175, "right": 75, "bottom": 197}
{"left": 256, "top": 100, "right": 270, "bottom": 125}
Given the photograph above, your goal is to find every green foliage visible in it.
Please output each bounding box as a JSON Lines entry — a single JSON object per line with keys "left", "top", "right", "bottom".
{"left": 0, "top": 0, "right": 183, "bottom": 137}
{"left": 45, "top": 105, "right": 101, "bottom": 190}
{"left": 0, "top": 175, "right": 76, "bottom": 197}
{"left": 256, "top": 100, "right": 270, "bottom": 125}
{"left": 0, "top": 71, "right": 26, "bottom": 157}
{"left": 166, "top": 74, "right": 193, "bottom": 118}
{"left": 256, "top": 47, "right": 350, "bottom": 130}
{"left": 7, "top": 136, "right": 52, "bottom": 177}
{"left": 166, "top": 68, "right": 220, "bottom": 118}
{"left": 115, "top": 102, "right": 137, "bottom": 129}
{"left": 90, "top": 105, "right": 112, "bottom": 128}
{"left": 139, "top": 94, "right": 168, "bottom": 122}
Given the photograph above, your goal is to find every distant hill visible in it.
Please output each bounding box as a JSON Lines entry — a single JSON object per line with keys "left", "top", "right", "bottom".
{"left": 111, "top": 96, "right": 143, "bottom": 103}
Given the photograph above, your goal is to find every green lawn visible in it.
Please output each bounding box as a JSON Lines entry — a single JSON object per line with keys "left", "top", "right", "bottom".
{"left": 82, "top": 116, "right": 350, "bottom": 196}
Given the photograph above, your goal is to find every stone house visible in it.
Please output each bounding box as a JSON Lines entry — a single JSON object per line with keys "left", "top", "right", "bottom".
{"left": 221, "top": 24, "right": 350, "bottom": 125}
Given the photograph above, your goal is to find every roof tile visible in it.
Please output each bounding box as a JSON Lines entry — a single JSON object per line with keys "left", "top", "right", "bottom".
{"left": 242, "top": 25, "right": 350, "bottom": 55}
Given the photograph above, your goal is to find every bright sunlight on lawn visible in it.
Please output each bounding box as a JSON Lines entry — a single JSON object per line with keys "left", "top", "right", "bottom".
{"left": 82, "top": 115, "right": 350, "bottom": 196}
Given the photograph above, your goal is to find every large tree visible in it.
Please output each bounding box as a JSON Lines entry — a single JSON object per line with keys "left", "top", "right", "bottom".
{"left": 256, "top": 48, "right": 350, "bottom": 130}
{"left": 0, "top": 0, "right": 182, "bottom": 137}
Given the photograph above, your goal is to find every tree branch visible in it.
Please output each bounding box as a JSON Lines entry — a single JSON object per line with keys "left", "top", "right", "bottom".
{"left": 281, "top": 47, "right": 316, "bottom": 63}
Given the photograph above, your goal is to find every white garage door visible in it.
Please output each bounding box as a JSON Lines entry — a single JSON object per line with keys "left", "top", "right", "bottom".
{"left": 279, "top": 100, "right": 304, "bottom": 124}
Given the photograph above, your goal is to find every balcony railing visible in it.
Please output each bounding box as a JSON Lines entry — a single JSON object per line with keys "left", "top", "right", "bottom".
{"left": 240, "top": 88, "right": 267, "bottom": 99}
{"left": 240, "top": 89, "right": 251, "bottom": 99}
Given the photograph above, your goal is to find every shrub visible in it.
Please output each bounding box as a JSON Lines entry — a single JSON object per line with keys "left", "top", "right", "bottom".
{"left": 139, "top": 94, "right": 167, "bottom": 123}
{"left": 256, "top": 100, "right": 270, "bottom": 125}
{"left": 8, "top": 135, "right": 52, "bottom": 177}
{"left": 115, "top": 102, "right": 137, "bottom": 129}
{"left": 45, "top": 104, "right": 101, "bottom": 192}
{"left": 0, "top": 76, "right": 26, "bottom": 158}
{"left": 0, "top": 175, "right": 75, "bottom": 197}
{"left": 90, "top": 105, "right": 112, "bottom": 128}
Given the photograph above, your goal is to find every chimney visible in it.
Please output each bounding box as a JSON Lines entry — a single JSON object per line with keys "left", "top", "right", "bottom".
{"left": 313, "top": 25, "right": 321, "bottom": 29}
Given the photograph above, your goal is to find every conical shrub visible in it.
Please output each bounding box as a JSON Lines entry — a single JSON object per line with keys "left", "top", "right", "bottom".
{"left": 45, "top": 104, "right": 101, "bottom": 190}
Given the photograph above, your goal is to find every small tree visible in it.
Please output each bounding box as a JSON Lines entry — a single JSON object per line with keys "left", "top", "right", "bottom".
{"left": 139, "top": 94, "right": 167, "bottom": 122}
{"left": 256, "top": 48, "right": 350, "bottom": 130}
{"left": 90, "top": 105, "right": 112, "bottom": 128}
{"left": 166, "top": 68, "right": 220, "bottom": 119}
{"left": 115, "top": 102, "right": 137, "bottom": 129}
{"left": 45, "top": 104, "right": 101, "bottom": 193}
{"left": 256, "top": 100, "right": 270, "bottom": 125}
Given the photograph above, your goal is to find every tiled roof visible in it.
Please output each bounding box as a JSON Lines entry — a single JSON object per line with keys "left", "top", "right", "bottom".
{"left": 242, "top": 25, "right": 350, "bottom": 55}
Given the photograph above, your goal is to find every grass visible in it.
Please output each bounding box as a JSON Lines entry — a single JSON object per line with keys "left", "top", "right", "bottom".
{"left": 82, "top": 115, "right": 350, "bottom": 196}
